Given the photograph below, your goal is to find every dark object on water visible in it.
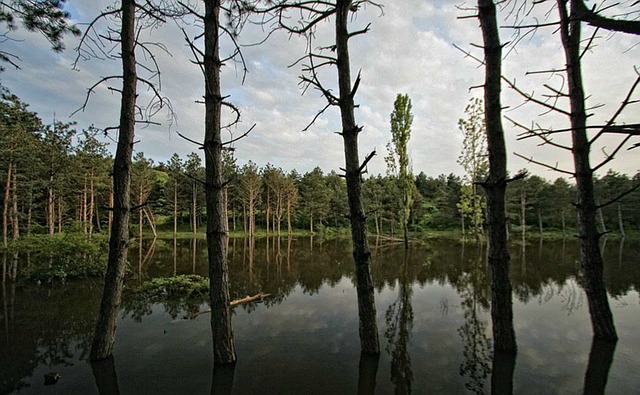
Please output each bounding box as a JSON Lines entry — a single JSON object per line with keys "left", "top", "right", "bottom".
{"left": 44, "top": 373, "right": 61, "bottom": 386}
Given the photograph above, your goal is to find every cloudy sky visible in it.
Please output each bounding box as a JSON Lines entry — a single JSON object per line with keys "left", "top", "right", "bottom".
{"left": 1, "top": 1, "right": 638, "bottom": 180}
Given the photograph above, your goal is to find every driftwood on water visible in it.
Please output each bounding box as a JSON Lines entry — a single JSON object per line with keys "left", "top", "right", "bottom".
{"left": 188, "top": 293, "right": 270, "bottom": 319}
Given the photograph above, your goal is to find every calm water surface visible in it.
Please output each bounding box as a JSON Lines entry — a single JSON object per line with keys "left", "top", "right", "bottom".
{"left": 1, "top": 236, "right": 639, "bottom": 394}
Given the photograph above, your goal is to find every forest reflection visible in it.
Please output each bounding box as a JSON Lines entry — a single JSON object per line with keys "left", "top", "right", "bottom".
{"left": 1, "top": 236, "right": 639, "bottom": 394}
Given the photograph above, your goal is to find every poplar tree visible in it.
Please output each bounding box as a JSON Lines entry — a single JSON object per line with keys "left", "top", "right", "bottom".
{"left": 386, "top": 93, "right": 414, "bottom": 249}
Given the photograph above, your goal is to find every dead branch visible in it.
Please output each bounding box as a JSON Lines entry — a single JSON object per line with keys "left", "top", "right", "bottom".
{"left": 187, "top": 293, "right": 271, "bottom": 318}
{"left": 513, "top": 152, "right": 574, "bottom": 176}
{"left": 597, "top": 183, "right": 640, "bottom": 209}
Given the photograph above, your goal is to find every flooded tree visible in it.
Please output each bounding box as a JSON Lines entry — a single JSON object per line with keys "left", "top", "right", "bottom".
{"left": 75, "top": 0, "right": 174, "bottom": 360}
{"left": 266, "top": 0, "right": 381, "bottom": 354}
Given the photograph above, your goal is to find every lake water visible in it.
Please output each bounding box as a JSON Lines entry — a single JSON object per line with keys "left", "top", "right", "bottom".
{"left": 1, "top": 236, "right": 639, "bottom": 394}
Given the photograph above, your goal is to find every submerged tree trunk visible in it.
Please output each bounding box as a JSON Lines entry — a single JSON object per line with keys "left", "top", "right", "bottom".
{"left": 336, "top": 0, "right": 379, "bottom": 354}
{"left": 204, "top": 0, "right": 236, "bottom": 364}
{"left": 90, "top": 0, "right": 137, "bottom": 361}
{"left": 478, "top": 0, "right": 517, "bottom": 353}
{"left": 559, "top": 0, "right": 617, "bottom": 341}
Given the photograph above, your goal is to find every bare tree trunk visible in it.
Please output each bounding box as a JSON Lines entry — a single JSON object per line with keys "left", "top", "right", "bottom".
{"left": 26, "top": 190, "right": 32, "bottom": 237}
{"left": 336, "top": 0, "right": 379, "bottom": 354}
{"left": 204, "top": 0, "right": 236, "bottom": 364}
{"left": 89, "top": 166, "right": 95, "bottom": 236}
{"left": 559, "top": 0, "right": 616, "bottom": 341}
{"left": 310, "top": 213, "right": 314, "bottom": 234}
{"left": 561, "top": 209, "right": 566, "bottom": 238}
{"left": 287, "top": 197, "right": 292, "bottom": 237}
{"left": 173, "top": 180, "right": 178, "bottom": 238}
{"left": 266, "top": 191, "right": 270, "bottom": 236}
{"left": 520, "top": 190, "right": 526, "bottom": 243}
{"left": 83, "top": 175, "right": 88, "bottom": 233}
{"left": 3, "top": 165, "right": 12, "bottom": 242}
{"left": 48, "top": 179, "right": 54, "bottom": 235}
{"left": 57, "top": 196, "right": 62, "bottom": 233}
{"left": 193, "top": 183, "right": 197, "bottom": 235}
{"left": 617, "top": 204, "right": 625, "bottom": 238}
{"left": 11, "top": 170, "right": 18, "bottom": 240}
{"left": 138, "top": 184, "right": 143, "bottom": 238}
{"left": 478, "top": 0, "right": 517, "bottom": 354}
{"left": 91, "top": 0, "right": 137, "bottom": 361}
{"left": 538, "top": 210, "right": 543, "bottom": 235}
{"left": 597, "top": 202, "right": 607, "bottom": 234}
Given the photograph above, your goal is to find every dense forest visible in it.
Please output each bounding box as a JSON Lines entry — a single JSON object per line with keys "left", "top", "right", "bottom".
{"left": 2, "top": 90, "right": 639, "bottom": 243}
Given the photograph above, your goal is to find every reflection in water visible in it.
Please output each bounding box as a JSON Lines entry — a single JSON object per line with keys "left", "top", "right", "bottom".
{"left": 490, "top": 352, "right": 515, "bottom": 395}
{"left": 384, "top": 253, "right": 414, "bottom": 394}
{"left": 2, "top": 237, "right": 640, "bottom": 394}
{"left": 357, "top": 353, "right": 379, "bottom": 395}
{"left": 210, "top": 363, "right": 235, "bottom": 395}
{"left": 583, "top": 339, "right": 616, "bottom": 395}
{"left": 91, "top": 355, "right": 120, "bottom": 395}
{"left": 457, "top": 248, "right": 492, "bottom": 395}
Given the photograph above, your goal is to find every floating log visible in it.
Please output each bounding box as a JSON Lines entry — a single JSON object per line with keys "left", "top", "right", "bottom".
{"left": 187, "top": 293, "right": 270, "bottom": 319}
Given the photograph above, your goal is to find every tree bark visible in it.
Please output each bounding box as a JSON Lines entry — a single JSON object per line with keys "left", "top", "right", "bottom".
{"left": 204, "top": 0, "right": 236, "bottom": 364}
{"left": 2, "top": 161, "right": 10, "bottom": 248}
{"left": 90, "top": 0, "right": 137, "bottom": 361}
{"left": 336, "top": 0, "right": 379, "bottom": 354}
{"left": 558, "top": 0, "right": 617, "bottom": 341}
{"left": 11, "top": 170, "right": 18, "bottom": 240}
{"left": 478, "top": 0, "right": 517, "bottom": 353}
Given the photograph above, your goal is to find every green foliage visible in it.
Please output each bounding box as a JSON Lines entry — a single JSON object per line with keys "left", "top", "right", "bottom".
{"left": 8, "top": 234, "right": 108, "bottom": 282}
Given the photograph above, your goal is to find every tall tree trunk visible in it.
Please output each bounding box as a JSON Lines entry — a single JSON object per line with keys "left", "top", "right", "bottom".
{"left": 108, "top": 189, "right": 113, "bottom": 236}
{"left": 89, "top": 166, "right": 95, "bottom": 236}
{"left": 3, "top": 162, "right": 13, "bottom": 246}
{"left": 26, "top": 190, "right": 32, "bottom": 237}
{"left": 520, "top": 190, "right": 526, "bottom": 243}
{"left": 266, "top": 191, "right": 270, "bottom": 236}
{"left": 48, "top": 180, "right": 54, "bottom": 235}
{"left": 310, "top": 213, "right": 314, "bottom": 234}
{"left": 558, "top": 0, "right": 616, "bottom": 341}
{"left": 537, "top": 210, "right": 543, "bottom": 235}
{"left": 173, "top": 180, "right": 178, "bottom": 238}
{"left": 11, "top": 170, "right": 18, "bottom": 240}
{"left": 617, "top": 204, "right": 625, "bottom": 238}
{"left": 57, "top": 196, "right": 62, "bottom": 233}
{"left": 287, "top": 197, "right": 292, "bottom": 237}
{"left": 83, "top": 175, "right": 88, "bottom": 233}
{"left": 90, "top": 0, "right": 137, "bottom": 361}
{"left": 204, "top": 0, "right": 236, "bottom": 364}
{"left": 561, "top": 209, "right": 566, "bottom": 238}
{"left": 478, "top": 0, "right": 517, "bottom": 354}
{"left": 335, "top": 0, "right": 379, "bottom": 354}
{"left": 223, "top": 186, "right": 229, "bottom": 233}
{"left": 597, "top": 203, "right": 607, "bottom": 234}
{"left": 192, "top": 183, "right": 197, "bottom": 235}
{"left": 138, "top": 183, "right": 143, "bottom": 238}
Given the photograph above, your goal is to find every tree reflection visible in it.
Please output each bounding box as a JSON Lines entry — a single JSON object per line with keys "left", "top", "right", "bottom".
{"left": 583, "top": 338, "right": 616, "bottom": 395}
{"left": 457, "top": 248, "right": 492, "bottom": 395}
{"left": 384, "top": 253, "right": 414, "bottom": 394}
{"left": 490, "top": 352, "right": 515, "bottom": 395}
{"left": 91, "top": 354, "right": 120, "bottom": 395}
{"left": 358, "top": 353, "right": 379, "bottom": 395}
{"left": 210, "top": 363, "right": 235, "bottom": 395}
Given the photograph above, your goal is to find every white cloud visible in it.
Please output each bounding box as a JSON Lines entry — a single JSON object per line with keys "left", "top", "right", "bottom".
{"left": 1, "top": 0, "right": 638, "bottom": 180}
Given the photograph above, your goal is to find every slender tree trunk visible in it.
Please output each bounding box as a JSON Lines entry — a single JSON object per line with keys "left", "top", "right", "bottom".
{"left": 537, "top": 210, "right": 543, "bottom": 235}
{"left": 26, "top": 190, "right": 32, "bottom": 237}
{"left": 173, "top": 180, "right": 178, "bottom": 238}
{"left": 266, "top": 191, "right": 270, "bottom": 236}
{"left": 91, "top": 0, "right": 137, "bottom": 361}
{"left": 287, "top": 197, "right": 292, "bottom": 237}
{"left": 617, "top": 204, "right": 625, "bottom": 238}
{"left": 478, "top": 0, "right": 517, "bottom": 353}
{"left": 89, "top": 166, "right": 95, "bottom": 236}
{"left": 138, "top": 184, "right": 143, "bottom": 238}
{"left": 83, "top": 175, "right": 88, "bottom": 233}
{"left": 335, "top": 0, "right": 379, "bottom": 354}
{"left": 11, "top": 170, "right": 18, "bottom": 240}
{"left": 48, "top": 180, "right": 54, "bottom": 235}
{"left": 223, "top": 186, "right": 229, "bottom": 234}
{"left": 561, "top": 209, "right": 566, "bottom": 238}
{"left": 310, "top": 213, "right": 314, "bottom": 234}
{"left": 3, "top": 164, "right": 12, "bottom": 244}
{"left": 597, "top": 203, "right": 607, "bottom": 234}
{"left": 558, "top": 0, "right": 616, "bottom": 341}
{"left": 193, "top": 183, "right": 197, "bottom": 235}
{"left": 204, "top": 0, "right": 236, "bottom": 364}
{"left": 57, "top": 196, "right": 62, "bottom": 233}
{"left": 520, "top": 190, "right": 526, "bottom": 242}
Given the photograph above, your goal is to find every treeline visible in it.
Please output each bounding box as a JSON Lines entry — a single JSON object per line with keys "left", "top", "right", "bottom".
{"left": 2, "top": 90, "right": 640, "bottom": 244}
